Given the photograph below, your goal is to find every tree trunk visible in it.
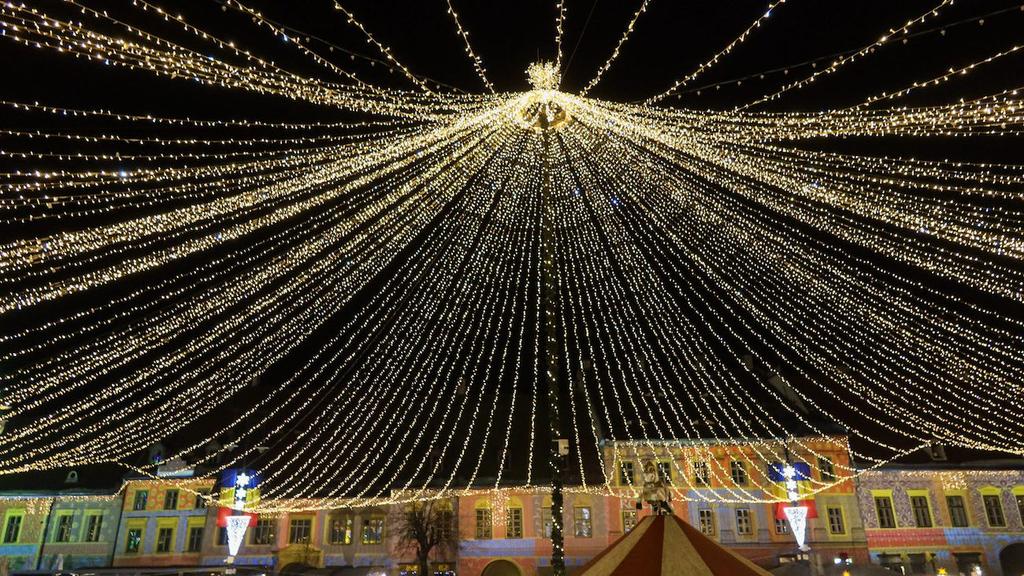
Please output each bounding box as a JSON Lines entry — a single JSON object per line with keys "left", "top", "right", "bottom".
{"left": 418, "top": 553, "right": 430, "bottom": 576}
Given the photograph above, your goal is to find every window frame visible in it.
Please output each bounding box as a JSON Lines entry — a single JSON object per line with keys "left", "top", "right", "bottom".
{"left": 125, "top": 521, "right": 146, "bottom": 554}
{"left": 826, "top": 506, "right": 847, "bottom": 535}
{"left": 908, "top": 491, "right": 933, "bottom": 528}
{"left": 693, "top": 461, "right": 710, "bottom": 486}
{"left": 873, "top": 493, "right": 897, "bottom": 529}
{"left": 573, "top": 506, "right": 593, "bottom": 538}
{"left": 84, "top": 512, "right": 104, "bottom": 543}
{"left": 327, "top": 515, "right": 353, "bottom": 545}
{"left": 186, "top": 525, "right": 204, "bottom": 553}
{"left": 132, "top": 490, "right": 149, "bottom": 511}
{"left": 163, "top": 489, "right": 179, "bottom": 511}
{"left": 155, "top": 526, "right": 175, "bottom": 554}
{"left": 361, "top": 516, "right": 385, "bottom": 545}
{"left": 53, "top": 512, "right": 75, "bottom": 543}
{"left": 251, "top": 517, "right": 276, "bottom": 546}
{"left": 983, "top": 493, "right": 1006, "bottom": 527}
{"left": 506, "top": 507, "right": 523, "bottom": 539}
{"left": 288, "top": 517, "right": 313, "bottom": 544}
{"left": 622, "top": 509, "right": 638, "bottom": 533}
{"left": 619, "top": 461, "right": 635, "bottom": 486}
{"left": 540, "top": 507, "right": 553, "bottom": 539}
{"left": 946, "top": 494, "right": 970, "bottom": 527}
{"left": 656, "top": 461, "right": 673, "bottom": 485}
{"left": 735, "top": 508, "right": 753, "bottom": 536}
{"left": 697, "top": 508, "right": 716, "bottom": 537}
{"left": 730, "top": 461, "right": 748, "bottom": 486}
{"left": 474, "top": 508, "right": 492, "bottom": 540}
{"left": 818, "top": 456, "right": 836, "bottom": 482}
{"left": 3, "top": 510, "right": 24, "bottom": 544}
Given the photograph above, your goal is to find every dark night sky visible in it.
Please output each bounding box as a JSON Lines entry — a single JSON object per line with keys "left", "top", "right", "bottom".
{"left": 3, "top": 1, "right": 1024, "bottom": 490}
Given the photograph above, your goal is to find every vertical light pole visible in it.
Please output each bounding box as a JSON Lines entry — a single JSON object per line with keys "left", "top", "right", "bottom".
{"left": 523, "top": 62, "right": 570, "bottom": 576}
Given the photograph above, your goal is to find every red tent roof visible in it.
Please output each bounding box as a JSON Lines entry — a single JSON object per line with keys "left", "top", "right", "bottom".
{"left": 576, "top": 514, "right": 774, "bottom": 576}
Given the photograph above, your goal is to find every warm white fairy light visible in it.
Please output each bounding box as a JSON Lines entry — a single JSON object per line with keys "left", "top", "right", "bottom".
{"left": 1, "top": 1, "right": 1023, "bottom": 513}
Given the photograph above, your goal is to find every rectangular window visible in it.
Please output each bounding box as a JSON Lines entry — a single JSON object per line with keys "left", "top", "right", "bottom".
{"left": 698, "top": 509, "right": 715, "bottom": 536}
{"left": 1017, "top": 495, "right": 1024, "bottom": 527}
{"left": 774, "top": 517, "right": 790, "bottom": 535}
{"left": 656, "top": 462, "right": 673, "bottom": 485}
{"left": 132, "top": 490, "right": 148, "bottom": 511}
{"left": 252, "top": 518, "right": 276, "bottom": 545}
{"left": 947, "top": 495, "right": 970, "bottom": 527}
{"left": 217, "top": 527, "right": 228, "bottom": 546}
{"left": 3, "top": 514, "right": 23, "bottom": 543}
{"left": 439, "top": 510, "right": 453, "bottom": 541}
{"left": 163, "top": 489, "right": 179, "bottom": 510}
{"left": 54, "top": 514, "right": 74, "bottom": 542}
{"left": 475, "top": 509, "right": 492, "bottom": 539}
{"left": 194, "top": 491, "right": 208, "bottom": 509}
{"left": 619, "top": 462, "right": 635, "bottom": 485}
{"left": 361, "top": 517, "right": 384, "bottom": 545}
{"left": 827, "top": 506, "right": 845, "bottom": 534}
{"left": 730, "top": 461, "right": 748, "bottom": 486}
{"left": 875, "top": 496, "right": 897, "bottom": 529}
{"left": 541, "top": 508, "right": 552, "bottom": 539}
{"left": 954, "top": 553, "right": 983, "bottom": 575}
{"left": 910, "top": 495, "right": 932, "bottom": 528}
{"left": 574, "top": 507, "right": 593, "bottom": 538}
{"left": 187, "top": 526, "right": 204, "bottom": 552}
{"left": 818, "top": 456, "right": 836, "bottom": 482}
{"left": 735, "top": 508, "right": 753, "bottom": 535}
{"left": 289, "top": 518, "right": 312, "bottom": 544}
{"left": 984, "top": 494, "right": 1006, "bottom": 527}
{"left": 84, "top": 514, "right": 103, "bottom": 542}
{"left": 156, "top": 527, "right": 174, "bottom": 553}
{"left": 622, "top": 510, "right": 638, "bottom": 533}
{"left": 693, "top": 461, "right": 710, "bottom": 486}
{"left": 126, "top": 528, "right": 143, "bottom": 553}
{"left": 328, "top": 516, "right": 352, "bottom": 545}
{"left": 506, "top": 508, "right": 523, "bottom": 539}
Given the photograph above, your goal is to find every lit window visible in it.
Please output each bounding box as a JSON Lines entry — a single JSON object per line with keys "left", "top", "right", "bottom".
{"left": 735, "top": 508, "right": 753, "bottom": 535}
{"left": 475, "top": 509, "right": 492, "bottom": 539}
{"left": 194, "top": 491, "right": 209, "bottom": 509}
{"left": 574, "top": 507, "right": 593, "bottom": 538}
{"left": 540, "top": 508, "right": 553, "bottom": 539}
{"left": 875, "top": 496, "right": 896, "bottom": 529}
{"left": 84, "top": 514, "right": 103, "bottom": 542}
{"left": 693, "top": 461, "right": 710, "bottom": 486}
{"left": 328, "top": 516, "right": 352, "bottom": 545}
{"left": 947, "top": 495, "right": 969, "bottom": 527}
{"left": 910, "top": 495, "right": 932, "bottom": 528}
{"left": 730, "top": 461, "right": 747, "bottom": 486}
{"left": 506, "top": 508, "right": 523, "bottom": 539}
{"left": 774, "top": 517, "right": 789, "bottom": 535}
{"left": 698, "top": 509, "right": 715, "bottom": 536}
{"left": 126, "top": 528, "right": 143, "bottom": 553}
{"left": 163, "top": 489, "right": 179, "bottom": 510}
{"left": 132, "top": 490, "right": 148, "bottom": 511}
{"left": 361, "top": 517, "right": 384, "bottom": 545}
{"left": 289, "top": 518, "right": 312, "bottom": 544}
{"left": 827, "top": 506, "right": 845, "bottom": 534}
{"left": 984, "top": 494, "right": 1006, "bottom": 527}
{"left": 252, "top": 518, "right": 275, "bottom": 545}
{"left": 156, "top": 527, "right": 174, "bottom": 553}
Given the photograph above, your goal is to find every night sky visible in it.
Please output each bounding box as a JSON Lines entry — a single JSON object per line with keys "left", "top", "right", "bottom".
{"left": 3, "top": 0, "right": 1024, "bottom": 490}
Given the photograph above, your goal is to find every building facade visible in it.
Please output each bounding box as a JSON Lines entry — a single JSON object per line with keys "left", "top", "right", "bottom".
{"left": 0, "top": 485, "right": 123, "bottom": 571}
{"left": 857, "top": 464, "right": 1024, "bottom": 576}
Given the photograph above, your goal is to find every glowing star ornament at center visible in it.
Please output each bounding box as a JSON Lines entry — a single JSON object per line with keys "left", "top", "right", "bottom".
{"left": 783, "top": 506, "right": 810, "bottom": 551}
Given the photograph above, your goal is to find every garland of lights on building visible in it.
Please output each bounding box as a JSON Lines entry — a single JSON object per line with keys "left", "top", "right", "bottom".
{"left": 1, "top": 0, "right": 1024, "bottom": 513}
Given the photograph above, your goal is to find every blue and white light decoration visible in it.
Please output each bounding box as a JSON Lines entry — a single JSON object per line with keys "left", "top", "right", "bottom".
{"left": 218, "top": 468, "right": 261, "bottom": 559}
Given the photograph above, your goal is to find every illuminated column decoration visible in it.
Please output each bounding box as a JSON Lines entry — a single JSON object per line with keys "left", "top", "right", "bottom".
{"left": 225, "top": 515, "right": 251, "bottom": 557}
{"left": 783, "top": 505, "right": 809, "bottom": 551}
{"left": 782, "top": 464, "right": 810, "bottom": 552}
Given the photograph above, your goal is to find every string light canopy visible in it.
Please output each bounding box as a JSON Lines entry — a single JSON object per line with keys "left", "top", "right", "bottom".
{"left": 1, "top": 1, "right": 1024, "bottom": 513}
